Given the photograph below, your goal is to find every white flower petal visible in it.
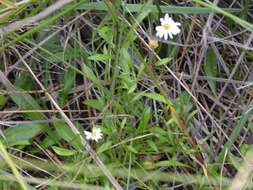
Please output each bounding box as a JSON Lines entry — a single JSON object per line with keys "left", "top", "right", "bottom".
{"left": 165, "top": 14, "right": 169, "bottom": 20}
{"left": 84, "top": 131, "right": 92, "bottom": 139}
{"left": 168, "top": 32, "right": 173, "bottom": 39}
{"left": 156, "top": 26, "right": 162, "bottom": 31}
{"left": 84, "top": 127, "right": 103, "bottom": 142}
{"left": 155, "top": 14, "right": 181, "bottom": 40}
{"left": 164, "top": 33, "right": 169, "bottom": 40}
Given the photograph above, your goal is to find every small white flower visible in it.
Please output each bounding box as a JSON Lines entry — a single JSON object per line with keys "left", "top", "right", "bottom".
{"left": 84, "top": 127, "right": 103, "bottom": 142}
{"left": 156, "top": 14, "right": 181, "bottom": 40}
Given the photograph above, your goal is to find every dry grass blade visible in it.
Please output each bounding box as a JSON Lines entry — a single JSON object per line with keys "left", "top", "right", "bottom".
{"left": 12, "top": 48, "right": 124, "bottom": 190}
{"left": 0, "top": 0, "right": 72, "bottom": 35}
{"left": 0, "top": 110, "right": 88, "bottom": 114}
{"left": 229, "top": 147, "right": 253, "bottom": 190}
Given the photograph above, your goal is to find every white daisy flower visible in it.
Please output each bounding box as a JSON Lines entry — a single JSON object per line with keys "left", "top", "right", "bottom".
{"left": 84, "top": 127, "right": 103, "bottom": 142}
{"left": 156, "top": 14, "right": 181, "bottom": 40}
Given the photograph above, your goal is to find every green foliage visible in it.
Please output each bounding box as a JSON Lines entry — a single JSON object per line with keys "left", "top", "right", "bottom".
{"left": 75, "top": 2, "right": 241, "bottom": 14}
{"left": 52, "top": 146, "right": 77, "bottom": 156}
{"left": 0, "top": 94, "right": 7, "bottom": 107}
{"left": 0, "top": 0, "right": 252, "bottom": 189}
{"left": 3, "top": 124, "right": 44, "bottom": 146}
{"left": 204, "top": 48, "right": 218, "bottom": 96}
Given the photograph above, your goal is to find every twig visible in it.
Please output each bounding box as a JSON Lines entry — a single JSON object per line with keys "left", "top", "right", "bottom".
{"left": 0, "top": 110, "right": 88, "bottom": 114}
{"left": 0, "top": 114, "right": 132, "bottom": 125}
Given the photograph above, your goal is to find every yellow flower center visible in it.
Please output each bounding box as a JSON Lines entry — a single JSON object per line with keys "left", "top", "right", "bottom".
{"left": 163, "top": 24, "right": 170, "bottom": 30}
{"left": 91, "top": 132, "right": 97, "bottom": 137}
{"left": 149, "top": 40, "right": 158, "bottom": 48}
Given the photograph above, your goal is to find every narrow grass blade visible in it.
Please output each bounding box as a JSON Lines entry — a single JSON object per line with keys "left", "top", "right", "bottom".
{"left": 0, "top": 0, "right": 88, "bottom": 50}
{"left": 193, "top": 0, "right": 253, "bottom": 30}
{"left": 204, "top": 48, "right": 218, "bottom": 96}
{"left": 0, "top": 140, "right": 28, "bottom": 190}
{"left": 215, "top": 100, "right": 253, "bottom": 168}
{"left": 74, "top": 2, "right": 241, "bottom": 14}
{"left": 229, "top": 147, "right": 253, "bottom": 190}
{"left": 0, "top": 0, "right": 16, "bottom": 8}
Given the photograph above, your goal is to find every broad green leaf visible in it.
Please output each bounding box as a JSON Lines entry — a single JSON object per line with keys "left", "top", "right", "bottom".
{"left": 155, "top": 57, "right": 172, "bottom": 66}
{"left": 53, "top": 118, "right": 82, "bottom": 149}
{"left": 143, "top": 93, "right": 168, "bottom": 104}
{"left": 10, "top": 93, "right": 45, "bottom": 120}
{"left": 83, "top": 99, "right": 104, "bottom": 111}
{"left": 204, "top": 48, "right": 218, "bottom": 96}
{"left": 3, "top": 74, "right": 46, "bottom": 120}
{"left": 82, "top": 64, "right": 101, "bottom": 86}
{"left": 52, "top": 146, "right": 77, "bottom": 156}
{"left": 87, "top": 54, "right": 111, "bottom": 61}
{"left": 3, "top": 124, "right": 44, "bottom": 146}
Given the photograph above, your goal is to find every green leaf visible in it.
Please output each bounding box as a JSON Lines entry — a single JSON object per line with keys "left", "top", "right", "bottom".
{"left": 98, "top": 26, "right": 113, "bottom": 44}
{"left": 137, "top": 107, "right": 151, "bottom": 134}
{"left": 74, "top": 2, "right": 241, "bottom": 14}
{"left": 143, "top": 93, "right": 168, "bottom": 104}
{"left": 193, "top": 0, "right": 252, "bottom": 30}
{"left": 147, "top": 140, "right": 159, "bottom": 152}
{"left": 228, "top": 154, "right": 241, "bottom": 170}
{"left": 155, "top": 57, "right": 172, "bottom": 66}
{"left": 215, "top": 100, "right": 253, "bottom": 169}
{"left": 0, "top": 94, "right": 7, "bottom": 107}
{"left": 87, "top": 54, "right": 111, "bottom": 61}
{"left": 155, "top": 157, "right": 189, "bottom": 168}
{"left": 53, "top": 118, "right": 82, "bottom": 149}
{"left": 125, "top": 145, "right": 138, "bottom": 154}
{"left": 83, "top": 99, "right": 104, "bottom": 111}
{"left": 186, "top": 110, "right": 199, "bottom": 124}
{"left": 82, "top": 64, "right": 101, "bottom": 86}
{"left": 3, "top": 124, "right": 44, "bottom": 146}
{"left": 52, "top": 146, "right": 77, "bottom": 156}
{"left": 250, "top": 123, "right": 253, "bottom": 132}
{"left": 59, "top": 68, "right": 76, "bottom": 105}
{"left": 0, "top": 0, "right": 87, "bottom": 51}
{"left": 204, "top": 48, "right": 218, "bottom": 96}
{"left": 97, "top": 141, "right": 113, "bottom": 153}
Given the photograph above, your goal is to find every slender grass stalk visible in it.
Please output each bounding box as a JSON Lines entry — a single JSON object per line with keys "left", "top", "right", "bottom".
{"left": 0, "top": 0, "right": 87, "bottom": 51}
{"left": 193, "top": 0, "right": 253, "bottom": 30}
{"left": 0, "top": 140, "right": 28, "bottom": 190}
{"left": 74, "top": 2, "right": 241, "bottom": 14}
